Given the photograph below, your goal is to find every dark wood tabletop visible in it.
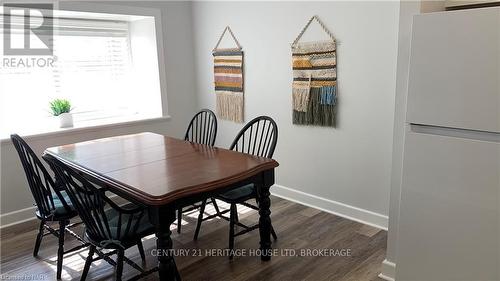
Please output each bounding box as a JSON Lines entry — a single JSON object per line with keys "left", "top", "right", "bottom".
{"left": 44, "top": 132, "right": 279, "bottom": 206}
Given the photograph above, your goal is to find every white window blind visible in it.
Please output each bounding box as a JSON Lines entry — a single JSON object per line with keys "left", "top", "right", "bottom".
{"left": 0, "top": 13, "right": 159, "bottom": 136}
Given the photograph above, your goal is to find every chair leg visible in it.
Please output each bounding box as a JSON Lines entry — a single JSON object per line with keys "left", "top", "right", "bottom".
{"left": 177, "top": 208, "right": 182, "bottom": 234}
{"left": 193, "top": 199, "right": 207, "bottom": 240}
{"left": 234, "top": 207, "right": 239, "bottom": 223}
{"left": 56, "top": 220, "right": 68, "bottom": 279}
{"left": 80, "top": 245, "right": 95, "bottom": 281}
{"left": 271, "top": 225, "right": 278, "bottom": 241}
{"left": 137, "top": 239, "right": 146, "bottom": 261}
{"left": 33, "top": 220, "right": 45, "bottom": 257}
{"left": 115, "top": 249, "right": 124, "bottom": 281}
{"left": 211, "top": 198, "right": 221, "bottom": 216}
{"left": 229, "top": 203, "right": 236, "bottom": 260}
{"left": 171, "top": 256, "right": 182, "bottom": 280}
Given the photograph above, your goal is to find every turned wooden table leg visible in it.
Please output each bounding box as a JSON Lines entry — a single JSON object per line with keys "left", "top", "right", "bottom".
{"left": 151, "top": 207, "right": 180, "bottom": 281}
{"left": 257, "top": 169, "right": 275, "bottom": 261}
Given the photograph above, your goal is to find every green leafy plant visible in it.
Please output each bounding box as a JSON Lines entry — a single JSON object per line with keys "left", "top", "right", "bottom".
{"left": 49, "top": 99, "right": 72, "bottom": 116}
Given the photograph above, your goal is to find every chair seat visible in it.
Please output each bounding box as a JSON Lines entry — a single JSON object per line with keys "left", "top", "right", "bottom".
{"left": 86, "top": 203, "right": 155, "bottom": 249}
{"left": 52, "top": 190, "right": 76, "bottom": 215}
{"left": 36, "top": 191, "right": 77, "bottom": 220}
{"left": 217, "top": 184, "right": 255, "bottom": 202}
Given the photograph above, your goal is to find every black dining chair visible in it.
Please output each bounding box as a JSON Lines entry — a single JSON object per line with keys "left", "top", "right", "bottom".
{"left": 43, "top": 154, "right": 160, "bottom": 281}
{"left": 183, "top": 109, "right": 218, "bottom": 146}
{"left": 10, "top": 134, "right": 87, "bottom": 279}
{"left": 193, "top": 116, "right": 278, "bottom": 259}
{"left": 177, "top": 109, "right": 218, "bottom": 234}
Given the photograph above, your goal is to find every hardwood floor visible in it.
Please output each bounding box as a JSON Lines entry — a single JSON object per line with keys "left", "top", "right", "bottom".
{"left": 0, "top": 196, "right": 387, "bottom": 281}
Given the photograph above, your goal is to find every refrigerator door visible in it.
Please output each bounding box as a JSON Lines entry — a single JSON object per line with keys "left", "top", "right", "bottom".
{"left": 396, "top": 128, "right": 500, "bottom": 281}
{"left": 407, "top": 8, "right": 500, "bottom": 133}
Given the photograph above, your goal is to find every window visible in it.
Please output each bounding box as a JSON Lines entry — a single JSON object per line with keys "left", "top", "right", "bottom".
{"left": 0, "top": 9, "right": 163, "bottom": 138}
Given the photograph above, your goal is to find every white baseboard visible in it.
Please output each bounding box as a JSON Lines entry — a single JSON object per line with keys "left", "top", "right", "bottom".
{"left": 2, "top": 185, "right": 389, "bottom": 231}
{"left": 0, "top": 206, "right": 37, "bottom": 229}
{"left": 271, "top": 184, "right": 388, "bottom": 230}
{"left": 379, "top": 259, "right": 396, "bottom": 281}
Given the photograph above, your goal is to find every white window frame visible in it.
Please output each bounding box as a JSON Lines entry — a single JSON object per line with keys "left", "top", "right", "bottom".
{"left": 0, "top": 3, "right": 169, "bottom": 141}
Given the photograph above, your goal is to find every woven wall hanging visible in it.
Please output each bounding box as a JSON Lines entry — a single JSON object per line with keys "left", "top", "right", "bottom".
{"left": 213, "top": 26, "right": 244, "bottom": 123}
{"left": 291, "top": 16, "right": 337, "bottom": 127}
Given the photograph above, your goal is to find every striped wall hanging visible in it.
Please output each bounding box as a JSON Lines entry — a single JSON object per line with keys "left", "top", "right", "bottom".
{"left": 291, "top": 16, "right": 337, "bottom": 127}
{"left": 213, "top": 26, "right": 244, "bottom": 123}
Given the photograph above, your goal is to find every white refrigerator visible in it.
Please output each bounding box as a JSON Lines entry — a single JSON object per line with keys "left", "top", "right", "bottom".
{"left": 396, "top": 8, "right": 500, "bottom": 281}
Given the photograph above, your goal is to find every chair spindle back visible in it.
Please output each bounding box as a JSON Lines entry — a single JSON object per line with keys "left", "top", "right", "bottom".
{"left": 10, "top": 134, "right": 69, "bottom": 218}
{"left": 44, "top": 155, "right": 147, "bottom": 247}
{"left": 184, "top": 109, "right": 218, "bottom": 146}
{"left": 229, "top": 116, "right": 278, "bottom": 158}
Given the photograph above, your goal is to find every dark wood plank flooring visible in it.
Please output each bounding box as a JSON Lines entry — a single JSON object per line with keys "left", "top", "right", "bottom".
{"left": 1, "top": 196, "right": 387, "bottom": 281}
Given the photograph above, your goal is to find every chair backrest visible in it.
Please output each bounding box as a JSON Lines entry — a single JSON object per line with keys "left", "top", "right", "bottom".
{"left": 230, "top": 116, "right": 278, "bottom": 158}
{"left": 184, "top": 109, "right": 217, "bottom": 146}
{"left": 10, "top": 134, "right": 69, "bottom": 218}
{"left": 43, "top": 154, "right": 147, "bottom": 246}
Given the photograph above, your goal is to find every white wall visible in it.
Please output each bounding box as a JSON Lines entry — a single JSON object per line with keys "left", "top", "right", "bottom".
{"left": 2, "top": 1, "right": 402, "bottom": 231}
{"left": 0, "top": 1, "right": 198, "bottom": 226}
{"left": 191, "top": 1, "right": 400, "bottom": 228}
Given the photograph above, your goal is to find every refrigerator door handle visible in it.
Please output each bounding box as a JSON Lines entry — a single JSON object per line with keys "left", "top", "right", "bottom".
{"left": 409, "top": 123, "right": 500, "bottom": 143}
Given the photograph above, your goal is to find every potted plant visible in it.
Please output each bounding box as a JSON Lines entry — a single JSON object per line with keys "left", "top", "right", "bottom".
{"left": 49, "top": 99, "right": 73, "bottom": 128}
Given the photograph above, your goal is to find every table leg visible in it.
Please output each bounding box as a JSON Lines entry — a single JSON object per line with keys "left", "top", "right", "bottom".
{"left": 257, "top": 170, "right": 274, "bottom": 261}
{"left": 151, "top": 207, "right": 181, "bottom": 281}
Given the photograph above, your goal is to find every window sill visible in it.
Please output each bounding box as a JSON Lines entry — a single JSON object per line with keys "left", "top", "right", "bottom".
{"left": 1, "top": 115, "right": 171, "bottom": 144}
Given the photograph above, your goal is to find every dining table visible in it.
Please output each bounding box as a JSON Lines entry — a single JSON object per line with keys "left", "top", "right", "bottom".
{"left": 43, "top": 132, "right": 279, "bottom": 281}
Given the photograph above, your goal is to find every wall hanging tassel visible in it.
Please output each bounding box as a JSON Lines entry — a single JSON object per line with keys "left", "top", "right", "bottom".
{"left": 291, "top": 15, "right": 337, "bottom": 127}
{"left": 213, "top": 26, "right": 244, "bottom": 123}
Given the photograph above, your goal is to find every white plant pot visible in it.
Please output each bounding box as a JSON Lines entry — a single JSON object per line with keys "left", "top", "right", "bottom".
{"left": 59, "top": 113, "right": 73, "bottom": 128}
